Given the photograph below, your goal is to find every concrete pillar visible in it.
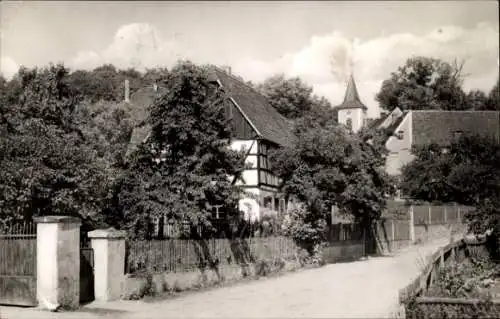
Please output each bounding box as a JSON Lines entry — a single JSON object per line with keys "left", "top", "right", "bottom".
{"left": 124, "top": 79, "right": 130, "bottom": 102}
{"left": 88, "top": 228, "right": 126, "bottom": 301}
{"left": 409, "top": 206, "right": 416, "bottom": 243}
{"left": 428, "top": 206, "right": 432, "bottom": 225}
{"left": 34, "top": 216, "right": 81, "bottom": 310}
{"left": 391, "top": 220, "right": 395, "bottom": 241}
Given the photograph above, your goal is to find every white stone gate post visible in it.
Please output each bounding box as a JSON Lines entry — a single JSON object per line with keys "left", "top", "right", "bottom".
{"left": 34, "top": 216, "right": 81, "bottom": 310}
{"left": 88, "top": 228, "right": 126, "bottom": 301}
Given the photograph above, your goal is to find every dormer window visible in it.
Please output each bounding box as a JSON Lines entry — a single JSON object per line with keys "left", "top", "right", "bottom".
{"left": 396, "top": 130, "right": 404, "bottom": 140}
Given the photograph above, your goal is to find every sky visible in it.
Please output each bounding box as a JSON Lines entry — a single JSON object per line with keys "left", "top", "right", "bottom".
{"left": 1, "top": 1, "right": 499, "bottom": 118}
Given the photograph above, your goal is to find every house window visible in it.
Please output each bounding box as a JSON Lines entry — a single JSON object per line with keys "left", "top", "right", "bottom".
{"left": 346, "top": 118, "right": 352, "bottom": 131}
{"left": 453, "top": 130, "right": 464, "bottom": 140}
{"left": 397, "top": 130, "right": 404, "bottom": 140}
{"left": 391, "top": 113, "right": 398, "bottom": 123}
{"left": 259, "top": 156, "right": 267, "bottom": 169}
{"left": 260, "top": 144, "right": 268, "bottom": 156}
{"left": 278, "top": 198, "right": 286, "bottom": 215}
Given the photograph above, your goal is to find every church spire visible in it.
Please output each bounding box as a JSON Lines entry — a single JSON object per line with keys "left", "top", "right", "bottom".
{"left": 335, "top": 73, "right": 367, "bottom": 111}
{"left": 343, "top": 74, "right": 361, "bottom": 104}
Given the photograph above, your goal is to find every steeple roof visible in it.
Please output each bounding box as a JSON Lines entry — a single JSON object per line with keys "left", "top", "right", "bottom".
{"left": 335, "top": 74, "right": 368, "bottom": 111}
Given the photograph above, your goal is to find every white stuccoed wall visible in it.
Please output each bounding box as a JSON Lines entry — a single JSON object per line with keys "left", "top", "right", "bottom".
{"left": 385, "top": 112, "right": 415, "bottom": 176}
{"left": 337, "top": 108, "right": 366, "bottom": 133}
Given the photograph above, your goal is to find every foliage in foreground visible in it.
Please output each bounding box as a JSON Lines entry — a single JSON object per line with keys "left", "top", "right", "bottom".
{"left": 406, "top": 258, "right": 500, "bottom": 319}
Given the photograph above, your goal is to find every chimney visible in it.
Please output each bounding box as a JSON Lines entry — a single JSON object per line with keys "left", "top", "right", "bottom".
{"left": 124, "top": 79, "right": 130, "bottom": 102}
{"left": 222, "top": 65, "right": 231, "bottom": 75}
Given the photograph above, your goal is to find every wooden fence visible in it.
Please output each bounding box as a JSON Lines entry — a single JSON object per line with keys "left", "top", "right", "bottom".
{"left": 412, "top": 205, "right": 474, "bottom": 226}
{"left": 126, "top": 223, "right": 367, "bottom": 274}
{"left": 126, "top": 236, "right": 299, "bottom": 274}
{"left": 398, "top": 235, "right": 498, "bottom": 318}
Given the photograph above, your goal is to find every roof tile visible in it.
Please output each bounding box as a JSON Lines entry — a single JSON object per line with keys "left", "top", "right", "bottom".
{"left": 411, "top": 111, "right": 500, "bottom": 146}
{"left": 214, "top": 68, "right": 295, "bottom": 147}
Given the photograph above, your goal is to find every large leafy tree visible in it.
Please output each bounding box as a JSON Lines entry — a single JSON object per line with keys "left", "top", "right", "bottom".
{"left": 0, "top": 74, "right": 22, "bottom": 108}
{"left": 376, "top": 57, "right": 467, "bottom": 112}
{"left": 116, "top": 61, "right": 246, "bottom": 238}
{"left": 466, "top": 89, "right": 489, "bottom": 110}
{"left": 66, "top": 65, "right": 143, "bottom": 103}
{"left": 142, "top": 67, "right": 169, "bottom": 86}
{"left": 400, "top": 134, "right": 500, "bottom": 239}
{"left": 0, "top": 64, "right": 108, "bottom": 226}
{"left": 486, "top": 77, "right": 500, "bottom": 110}
{"left": 257, "top": 74, "right": 337, "bottom": 126}
{"left": 270, "top": 120, "right": 394, "bottom": 252}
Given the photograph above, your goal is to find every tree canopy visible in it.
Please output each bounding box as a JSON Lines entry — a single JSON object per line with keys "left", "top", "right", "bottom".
{"left": 257, "top": 74, "right": 337, "bottom": 126}
{"left": 400, "top": 133, "right": 500, "bottom": 237}
{"left": 114, "top": 61, "right": 247, "bottom": 238}
{"left": 269, "top": 120, "right": 394, "bottom": 251}
{"left": 0, "top": 64, "right": 109, "bottom": 226}
{"left": 376, "top": 57, "right": 468, "bottom": 112}
{"left": 485, "top": 77, "right": 500, "bottom": 110}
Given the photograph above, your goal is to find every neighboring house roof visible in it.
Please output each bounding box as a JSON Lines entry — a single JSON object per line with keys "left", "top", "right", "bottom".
{"left": 386, "top": 111, "right": 408, "bottom": 135}
{"left": 124, "top": 85, "right": 166, "bottom": 158}
{"left": 378, "top": 107, "right": 404, "bottom": 129}
{"left": 128, "top": 85, "right": 168, "bottom": 127}
{"left": 334, "top": 74, "right": 368, "bottom": 111}
{"left": 367, "top": 115, "right": 388, "bottom": 130}
{"left": 411, "top": 110, "right": 500, "bottom": 146}
{"left": 213, "top": 67, "right": 295, "bottom": 147}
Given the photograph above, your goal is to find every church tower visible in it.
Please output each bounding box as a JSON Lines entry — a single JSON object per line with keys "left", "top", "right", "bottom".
{"left": 335, "top": 74, "right": 367, "bottom": 133}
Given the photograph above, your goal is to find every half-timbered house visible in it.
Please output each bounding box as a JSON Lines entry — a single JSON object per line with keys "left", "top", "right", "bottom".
{"left": 124, "top": 67, "right": 295, "bottom": 222}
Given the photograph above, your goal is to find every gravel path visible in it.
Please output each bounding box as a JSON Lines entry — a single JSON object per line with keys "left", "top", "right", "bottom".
{"left": 0, "top": 239, "right": 450, "bottom": 319}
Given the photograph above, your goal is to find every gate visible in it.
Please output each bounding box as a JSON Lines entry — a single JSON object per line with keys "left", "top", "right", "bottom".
{"left": 79, "top": 245, "right": 95, "bottom": 304}
{"left": 0, "top": 223, "right": 37, "bottom": 306}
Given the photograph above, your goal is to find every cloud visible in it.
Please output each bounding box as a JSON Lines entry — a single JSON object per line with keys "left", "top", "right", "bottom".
{"left": 1, "top": 56, "right": 19, "bottom": 80}
{"left": 70, "top": 23, "right": 190, "bottom": 71}
{"left": 234, "top": 22, "right": 499, "bottom": 118}
{"left": 69, "top": 22, "right": 498, "bottom": 118}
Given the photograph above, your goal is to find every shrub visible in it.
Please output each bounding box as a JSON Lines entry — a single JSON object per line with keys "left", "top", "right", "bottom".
{"left": 281, "top": 206, "right": 327, "bottom": 259}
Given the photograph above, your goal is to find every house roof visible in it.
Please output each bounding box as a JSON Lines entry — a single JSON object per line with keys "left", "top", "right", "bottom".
{"left": 411, "top": 110, "right": 500, "bottom": 146}
{"left": 367, "top": 114, "right": 388, "bottom": 130}
{"left": 213, "top": 67, "right": 295, "bottom": 147}
{"left": 124, "top": 85, "right": 166, "bottom": 157}
{"left": 334, "top": 74, "right": 368, "bottom": 111}
{"left": 124, "top": 67, "right": 295, "bottom": 158}
{"left": 386, "top": 111, "right": 408, "bottom": 135}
